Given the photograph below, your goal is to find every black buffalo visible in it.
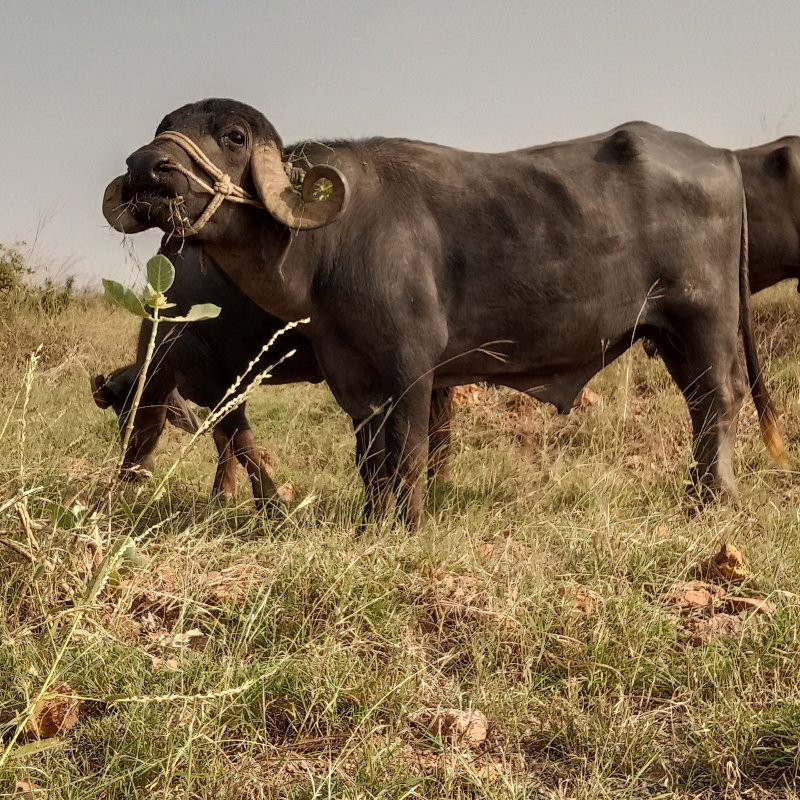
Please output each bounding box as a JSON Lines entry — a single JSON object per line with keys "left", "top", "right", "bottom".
{"left": 93, "top": 243, "right": 454, "bottom": 507}
{"left": 92, "top": 242, "right": 321, "bottom": 506}
{"left": 737, "top": 137, "right": 800, "bottom": 293}
{"left": 103, "top": 99, "right": 786, "bottom": 527}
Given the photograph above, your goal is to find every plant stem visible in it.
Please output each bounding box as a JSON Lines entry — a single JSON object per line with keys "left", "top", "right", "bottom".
{"left": 116, "top": 306, "right": 161, "bottom": 479}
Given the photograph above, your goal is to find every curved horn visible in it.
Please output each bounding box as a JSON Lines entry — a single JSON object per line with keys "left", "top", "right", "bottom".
{"left": 250, "top": 141, "right": 349, "bottom": 230}
{"left": 102, "top": 175, "right": 153, "bottom": 234}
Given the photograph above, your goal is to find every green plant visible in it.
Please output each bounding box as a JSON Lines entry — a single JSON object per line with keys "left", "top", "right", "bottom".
{"left": 39, "top": 276, "right": 75, "bottom": 313}
{"left": 102, "top": 254, "right": 221, "bottom": 477}
{"left": 0, "top": 242, "right": 32, "bottom": 296}
{"left": 0, "top": 242, "right": 79, "bottom": 314}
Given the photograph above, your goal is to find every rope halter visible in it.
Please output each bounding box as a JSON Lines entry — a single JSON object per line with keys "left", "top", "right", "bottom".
{"left": 153, "top": 130, "right": 266, "bottom": 235}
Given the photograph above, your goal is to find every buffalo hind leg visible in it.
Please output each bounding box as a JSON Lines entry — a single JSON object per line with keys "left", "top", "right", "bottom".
{"left": 211, "top": 426, "right": 238, "bottom": 503}
{"left": 658, "top": 332, "right": 745, "bottom": 499}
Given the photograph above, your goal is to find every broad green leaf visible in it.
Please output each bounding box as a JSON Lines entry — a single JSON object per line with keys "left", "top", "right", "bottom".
{"left": 102, "top": 279, "right": 148, "bottom": 318}
{"left": 110, "top": 535, "right": 147, "bottom": 571}
{"left": 146, "top": 254, "right": 175, "bottom": 293}
{"left": 42, "top": 500, "right": 78, "bottom": 530}
{"left": 184, "top": 303, "right": 222, "bottom": 321}
{"left": 102, "top": 278, "right": 129, "bottom": 310}
{"left": 163, "top": 303, "right": 222, "bottom": 323}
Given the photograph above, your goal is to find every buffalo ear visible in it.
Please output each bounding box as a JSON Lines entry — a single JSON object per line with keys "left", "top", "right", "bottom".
{"left": 90, "top": 374, "right": 112, "bottom": 409}
{"left": 165, "top": 389, "right": 201, "bottom": 434}
{"left": 102, "top": 175, "right": 153, "bottom": 233}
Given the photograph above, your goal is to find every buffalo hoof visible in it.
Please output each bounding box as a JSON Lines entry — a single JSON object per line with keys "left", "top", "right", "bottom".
{"left": 684, "top": 477, "right": 740, "bottom": 515}
{"left": 428, "top": 466, "right": 452, "bottom": 484}
{"left": 254, "top": 496, "right": 287, "bottom": 516}
{"left": 120, "top": 465, "right": 152, "bottom": 482}
{"left": 211, "top": 490, "right": 236, "bottom": 505}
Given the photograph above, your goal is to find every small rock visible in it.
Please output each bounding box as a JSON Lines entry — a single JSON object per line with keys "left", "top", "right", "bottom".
{"left": 149, "top": 656, "right": 180, "bottom": 671}
{"left": 409, "top": 707, "right": 488, "bottom": 748}
{"left": 475, "top": 537, "right": 533, "bottom": 572}
{"left": 277, "top": 483, "right": 294, "bottom": 503}
{"left": 202, "top": 563, "right": 267, "bottom": 605}
{"left": 574, "top": 386, "right": 601, "bottom": 409}
{"left": 684, "top": 613, "right": 743, "bottom": 645}
{"left": 664, "top": 580, "right": 725, "bottom": 613}
{"left": 452, "top": 384, "right": 483, "bottom": 407}
{"left": 723, "top": 596, "right": 775, "bottom": 616}
{"left": 14, "top": 782, "right": 45, "bottom": 799}
{"left": 562, "top": 581, "right": 603, "bottom": 614}
{"left": 24, "top": 684, "right": 80, "bottom": 739}
{"left": 708, "top": 543, "right": 748, "bottom": 584}
{"left": 157, "top": 565, "right": 177, "bottom": 588}
{"left": 474, "top": 760, "right": 506, "bottom": 782}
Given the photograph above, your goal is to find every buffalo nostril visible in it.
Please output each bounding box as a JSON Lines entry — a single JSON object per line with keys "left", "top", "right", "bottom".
{"left": 125, "top": 149, "right": 174, "bottom": 183}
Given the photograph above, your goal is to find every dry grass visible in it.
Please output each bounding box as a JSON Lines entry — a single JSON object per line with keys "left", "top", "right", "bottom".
{"left": 1, "top": 286, "right": 800, "bottom": 798}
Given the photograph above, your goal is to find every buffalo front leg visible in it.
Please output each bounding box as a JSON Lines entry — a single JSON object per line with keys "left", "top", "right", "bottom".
{"left": 427, "top": 387, "right": 454, "bottom": 481}
{"left": 658, "top": 331, "right": 745, "bottom": 499}
{"left": 211, "top": 425, "right": 238, "bottom": 503}
{"left": 384, "top": 375, "right": 434, "bottom": 530}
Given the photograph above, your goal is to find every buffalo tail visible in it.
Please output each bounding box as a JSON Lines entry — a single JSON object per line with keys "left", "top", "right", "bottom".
{"left": 739, "top": 186, "right": 790, "bottom": 469}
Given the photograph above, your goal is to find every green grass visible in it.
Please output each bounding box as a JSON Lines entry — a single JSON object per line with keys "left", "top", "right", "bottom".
{"left": 2, "top": 287, "right": 800, "bottom": 798}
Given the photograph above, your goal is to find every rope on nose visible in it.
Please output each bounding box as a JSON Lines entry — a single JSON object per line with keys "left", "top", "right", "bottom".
{"left": 153, "top": 130, "right": 266, "bottom": 235}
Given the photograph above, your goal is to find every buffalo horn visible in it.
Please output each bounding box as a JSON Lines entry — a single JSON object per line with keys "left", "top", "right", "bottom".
{"left": 250, "top": 141, "right": 349, "bottom": 230}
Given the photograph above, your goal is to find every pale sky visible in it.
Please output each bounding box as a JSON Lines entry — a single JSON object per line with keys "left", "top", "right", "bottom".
{"left": 2, "top": 1, "right": 800, "bottom": 287}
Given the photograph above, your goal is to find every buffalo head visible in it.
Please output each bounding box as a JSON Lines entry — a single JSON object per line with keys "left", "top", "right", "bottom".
{"left": 91, "top": 367, "right": 200, "bottom": 479}
{"left": 103, "top": 99, "right": 349, "bottom": 239}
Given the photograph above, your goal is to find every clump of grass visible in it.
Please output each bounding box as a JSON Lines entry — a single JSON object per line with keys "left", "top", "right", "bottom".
{"left": 2, "top": 278, "right": 800, "bottom": 797}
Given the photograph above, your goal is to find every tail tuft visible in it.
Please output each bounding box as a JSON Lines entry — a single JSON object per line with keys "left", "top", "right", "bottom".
{"left": 759, "top": 410, "right": 790, "bottom": 470}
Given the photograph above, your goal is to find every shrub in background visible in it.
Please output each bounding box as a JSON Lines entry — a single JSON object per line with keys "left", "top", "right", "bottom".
{"left": 0, "top": 241, "right": 76, "bottom": 313}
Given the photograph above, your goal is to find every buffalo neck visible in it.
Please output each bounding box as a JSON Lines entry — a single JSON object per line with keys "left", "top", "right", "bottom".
{"left": 200, "top": 220, "right": 315, "bottom": 324}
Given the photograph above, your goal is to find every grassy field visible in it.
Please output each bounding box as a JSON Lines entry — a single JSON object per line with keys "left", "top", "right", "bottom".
{"left": 2, "top": 282, "right": 800, "bottom": 799}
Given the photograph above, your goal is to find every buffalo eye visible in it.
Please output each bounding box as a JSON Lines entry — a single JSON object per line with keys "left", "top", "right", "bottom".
{"left": 223, "top": 129, "right": 246, "bottom": 148}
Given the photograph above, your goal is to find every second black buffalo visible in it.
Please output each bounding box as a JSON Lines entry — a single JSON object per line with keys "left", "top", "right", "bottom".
{"left": 92, "top": 242, "right": 454, "bottom": 508}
